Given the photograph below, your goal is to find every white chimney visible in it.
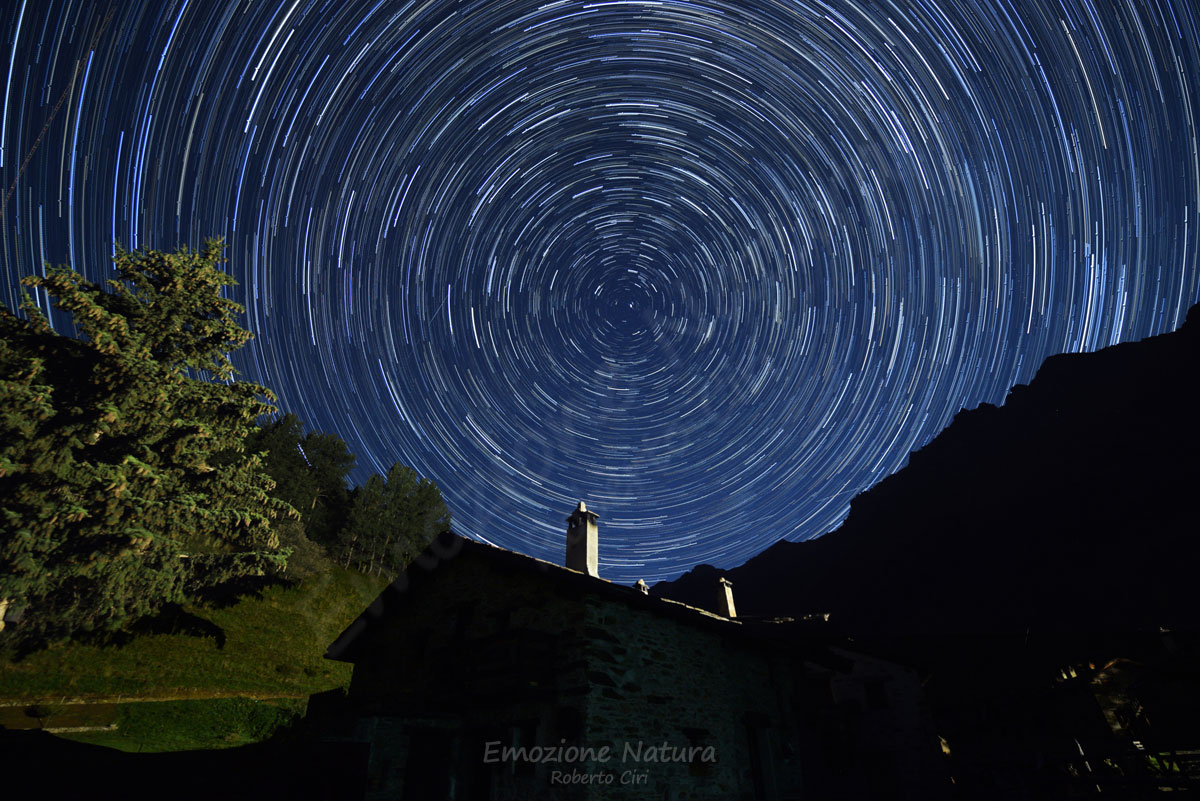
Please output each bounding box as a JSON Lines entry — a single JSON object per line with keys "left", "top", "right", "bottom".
{"left": 717, "top": 577, "right": 737, "bottom": 618}
{"left": 565, "top": 501, "right": 599, "bottom": 577}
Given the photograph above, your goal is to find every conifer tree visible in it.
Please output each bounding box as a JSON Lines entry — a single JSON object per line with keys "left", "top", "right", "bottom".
{"left": 337, "top": 463, "right": 449, "bottom": 577}
{"left": 247, "top": 414, "right": 355, "bottom": 547}
{"left": 0, "top": 240, "right": 293, "bottom": 648}
{"left": 248, "top": 414, "right": 322, "bottom": 523}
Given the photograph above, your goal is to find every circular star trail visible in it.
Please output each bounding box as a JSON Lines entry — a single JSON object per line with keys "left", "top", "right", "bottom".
{"left": 3, "top": 0, "right": 1199, "bottom": 583}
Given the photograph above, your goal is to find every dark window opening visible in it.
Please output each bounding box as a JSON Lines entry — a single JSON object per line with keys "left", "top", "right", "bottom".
{"left": 554, "top": 706, "right": 583, "bottom": 741}
{"left": 402, "top": 728, "right": 453, "bottom": 799}
{"left": 513, "top": 719, "right": 538, "bottom": 777}
{"left": 682, "top": 726, "right": 713, "bottom": 777}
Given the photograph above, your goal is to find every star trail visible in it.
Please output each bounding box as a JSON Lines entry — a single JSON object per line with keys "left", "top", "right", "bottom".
{"left": 3, "top": 0, "right": 1198, "bottom": 583}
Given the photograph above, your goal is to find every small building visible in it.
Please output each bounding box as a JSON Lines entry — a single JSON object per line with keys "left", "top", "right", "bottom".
{"left": 324, "top": 503, "right": 947, "bottom": 800}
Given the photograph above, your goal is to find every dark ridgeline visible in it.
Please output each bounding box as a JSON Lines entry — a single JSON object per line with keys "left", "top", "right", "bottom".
{"left": 653, "top": 304, "right": 1200, "bottom": 798}
{"left": 653, "top": 305, "right": 1200, "bottom": 635}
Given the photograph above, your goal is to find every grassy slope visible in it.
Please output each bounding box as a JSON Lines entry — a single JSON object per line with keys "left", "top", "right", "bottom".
{"left": 65, "top": 697, "right": 311, "bottom": 752}
{"left": 0, "top": 565, "right": 388, "bottom": 701}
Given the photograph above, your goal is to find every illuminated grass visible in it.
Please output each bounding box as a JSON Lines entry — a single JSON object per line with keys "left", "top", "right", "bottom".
{"left": 62, "top": 697, "right": 309, "bottom": 752}
{"left": 0, "top": 566, "right": 387, "bottom": 702}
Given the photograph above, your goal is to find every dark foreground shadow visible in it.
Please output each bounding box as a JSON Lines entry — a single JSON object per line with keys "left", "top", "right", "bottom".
{"left": 0, "top": 726, "right": 367, "bottom": 801}
{"left": 128, "top": 603, "right": 228, "bottom": 648}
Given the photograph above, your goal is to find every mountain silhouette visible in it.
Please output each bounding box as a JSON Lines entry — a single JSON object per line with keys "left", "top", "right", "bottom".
{"left": 654, "top": 306, "right": 1200, "bottom": 638}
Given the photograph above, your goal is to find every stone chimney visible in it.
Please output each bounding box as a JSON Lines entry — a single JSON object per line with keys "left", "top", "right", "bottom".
{"left": 566, "top": 501, "right": 599, "bottom": 577}
{"left": 717, "top": 577, "right": 737, "bottom": 618}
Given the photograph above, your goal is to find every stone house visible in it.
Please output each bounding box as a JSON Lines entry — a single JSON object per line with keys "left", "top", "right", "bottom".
{"left": 324, "top": 503, "right": 947, "bottom": 800}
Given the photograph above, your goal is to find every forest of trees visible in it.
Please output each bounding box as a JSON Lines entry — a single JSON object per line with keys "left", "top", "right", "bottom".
{"left": 247, "top": 412, "right": 450, "bottom": 578}
{"left": 0, "top": 241, "right": 449, "bottom": 652}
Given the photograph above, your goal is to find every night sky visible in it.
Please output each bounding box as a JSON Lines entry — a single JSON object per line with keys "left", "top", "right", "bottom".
{"left": 2, "top": 0, "right": 1198, "bottom": 584}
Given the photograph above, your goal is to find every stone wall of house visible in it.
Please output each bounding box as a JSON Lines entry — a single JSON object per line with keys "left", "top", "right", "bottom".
{"left": 346, "top": 551, "right": 596, "bottom": 801}
{"left": 577, "top": 595, "right": 815, "bottom": 801}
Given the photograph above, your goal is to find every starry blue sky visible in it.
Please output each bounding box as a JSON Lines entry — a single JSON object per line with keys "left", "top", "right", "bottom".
{"left": 2, "top": 0, "right": 1198, "bottom": 584}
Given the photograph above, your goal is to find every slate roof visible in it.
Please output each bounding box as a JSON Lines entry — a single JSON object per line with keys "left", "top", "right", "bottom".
{"left": 326, "top": 530, "right": 851, "bottom": 670}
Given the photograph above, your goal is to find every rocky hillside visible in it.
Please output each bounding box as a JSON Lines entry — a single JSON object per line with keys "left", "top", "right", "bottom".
{"left": 654, "top": 306, "right": 1200, "bottom": 637}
